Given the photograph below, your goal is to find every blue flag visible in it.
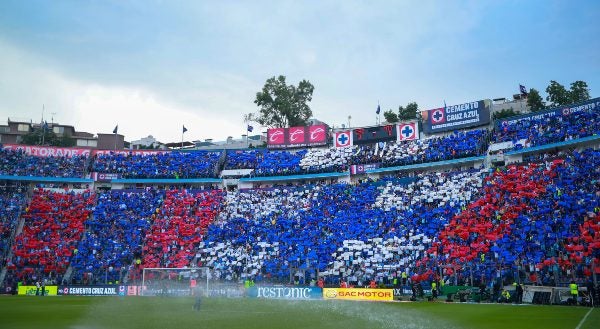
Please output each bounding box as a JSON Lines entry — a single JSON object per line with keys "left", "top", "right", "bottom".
{"left": 376, "top": 105, "right": 380, "bottom": 114}
{"left": 247, "top": 125, "right": 254, "bottom": 132}
{"left": 183, "top": 125, "right": 188, "bottom": 133}
{"left": 113, "top": 125, "right": 118, "bottom": 134}
{"left": 519, "top": 84, "right": 528, "bottom": 95}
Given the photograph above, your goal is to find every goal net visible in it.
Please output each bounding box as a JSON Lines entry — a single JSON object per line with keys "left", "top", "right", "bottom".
{"left": 141, "top": 267, "right": 209, "bottom": 297}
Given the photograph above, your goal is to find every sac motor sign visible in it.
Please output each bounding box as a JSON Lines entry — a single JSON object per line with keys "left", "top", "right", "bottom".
{"left": 322, "top": 288, "right": 393, "bottom": 301}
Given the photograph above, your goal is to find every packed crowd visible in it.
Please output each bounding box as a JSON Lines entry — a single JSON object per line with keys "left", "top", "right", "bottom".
{"left": 421, "top": 148, "right": 600, "bottom": 286}
{"left": 0, "top": 187, "right": 26, "bottom": 260}
{"left": 381, "top": 129, "right": 489, "bottom": 167}
{"left": 0, "top": 149, "right": 597, "bottom": 290}
{"left": 224, "top": 149, "right": 263, "bottom": 170}
{"left": 198, "top": 169, "right": 486, "bottom": 285}
{"left": 227, "top": 130, "right": 490, "bottom": 178}
{"left": 0, "top": 109, "right": 598, "bottom": 292}
{"left": 141, "top": 189, "right": 223, "bottom": 269}
{"left": 252, "top": 149, "right": 307, "bottom": 177}
{"left": 91, "top": 151, "right": 222, "bottom": 178}
{"left": 0, "top": 148, "right": 87, "bottom": 177}
{"left": 494, "top": 107, "right": 600, "bottom": 149}
{"left": 6, "top": 189, "right": 95, "bottom": 285}
{"left": 70, "top": 189, "right": 164, "bottom": 284}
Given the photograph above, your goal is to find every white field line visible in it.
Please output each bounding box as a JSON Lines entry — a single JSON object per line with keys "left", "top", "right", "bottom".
{"left": 575, "top": 308, "right": 593, "bottom": 329}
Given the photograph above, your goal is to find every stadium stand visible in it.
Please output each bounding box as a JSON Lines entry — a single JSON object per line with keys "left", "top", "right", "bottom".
{"left": 0, "top": 148, "right": 87, "bottom": 178}
{"left": 7, "top": 189, "right": 94, "bottom": 285}
{"left": 493, "top": 106, "right": 600, "bottom": 149}
{"left": 227, "top": 130, "right": 489, "bottom": 178}
{"left": 198, "top": 169, "right": 486, "bottom": 285}
{"left": 253, "top": 149, "right": 307, "bottom": 177}
{"left": 0, "top": 187, "right": 26, "bottom": 261}
{"left": 91, "top": 151, "right": 222, "bottom": 178}
{"left": 70, "top": 189, "right": 165, "bottom": 284}
{"left": 141, "top": 189, "right": 223, "bottom": 269}
{"left": 0, "top": 100, "right": 598, "bottom": 295}
{"left": 300, "top": 147, "right": 351, "bottom": 173}
{"left": 224, "top": 149, "right": 263, "bottom": 170}
{"left": 381, "top": 129, "right": 489, "bottom": 167}
{"left": 422, "top": 148, "right": 600, "bottom": 286}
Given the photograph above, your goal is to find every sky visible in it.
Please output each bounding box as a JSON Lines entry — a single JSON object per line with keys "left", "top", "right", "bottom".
{"left": 0, "top": 0, "right": 598, "bottom": 143}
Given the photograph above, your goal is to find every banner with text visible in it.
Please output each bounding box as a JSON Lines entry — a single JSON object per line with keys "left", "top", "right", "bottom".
{"left": 248, "top": 286, "right": 322, "bottom": 300}
{"left": 58, "top": 285, "right": 126, "bottom": 296}
{"left": 322, "top": 288, "right": 393, "bottom": 301}
{"left": 3, "top": 144, "right": 91, "bottom": 158}
{"left": 90, "top": 172, "right": 122, "bottom": 182}
{"left": 496, "top": 97, "right": 600, "bottom": 128}
{"left": 422, "top": 99, "right": 491, "bottom": 133}
{"left": 349, "top": 163, "right": 380, "bottom": 175}
{"left": 92, "top": 149, "right": 169, "bottom": 156}
{"left": 267, "top": 124, "right": 328, "bottom": 149}
{"left": 17, "top": 285, "right": 58, "bottom": 296}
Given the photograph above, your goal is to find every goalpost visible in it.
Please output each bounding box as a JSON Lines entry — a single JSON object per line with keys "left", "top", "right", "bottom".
{"left": 141, "top": 267, "right": 210, "bottom": 297}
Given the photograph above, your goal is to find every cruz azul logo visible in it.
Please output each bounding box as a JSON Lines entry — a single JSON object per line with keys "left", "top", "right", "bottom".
{"left": 431, "top": 108, "right": 446, "bottom": 124}
{"left": 288, "top": 127, "right": 305, "bottom": 144}
{"left": 397, "top": 122, "right": 418, "bottom": 141}
{"left": 334, "top": 131, "right": 352, "bottom": 148}
{"left": 268, "top": 128, "right": 285, "bottom": 144}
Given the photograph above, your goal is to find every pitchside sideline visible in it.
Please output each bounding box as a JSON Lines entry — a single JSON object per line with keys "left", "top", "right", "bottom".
{"left": 0, "top": 296, "right": 598, "bottom": 329}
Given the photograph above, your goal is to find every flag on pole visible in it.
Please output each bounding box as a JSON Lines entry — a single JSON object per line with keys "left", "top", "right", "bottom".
{"left": 443, "top": 100, "right": 447, "bottom": 111}
{"left": 113, "top": 125, "right": 118, "bottom": 134}
{"left": 376, "top": 105, "right": 381, "bottom": 114}
{"left": 183, "top": 125, "right": 188, "bottom": 133}
{"left": 519, "top": 84, "right": 528, "bottom": 95}
{"left": 247, "top": 125, "right": 254, "bottom": 132}
{"left": 42, "top": 121, "right": 49, "bottom": 131}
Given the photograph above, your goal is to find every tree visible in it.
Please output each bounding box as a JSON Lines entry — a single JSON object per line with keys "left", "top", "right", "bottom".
{"left": 383, "top": 109, "right": 398, "bottom": 123}
{"left": 21, "top": 126, "right": 75, "bottom": 147}
{"left": 21, "top": 127, "right": 56, "bottom": 146}
{"left": 545, "top": 80, "right": 570, "bottom": 107}
{"left": 568, "top": 80, "right": 590, "bottom": 103}
{"left": 249, "top": 75, "right": 314, "bottom": 128}
{"left": 55, "top": 135, "right": 75, "bottom": 147}
{"left": 493, "top": 108, "right": 520, "bottom": 120}
{"left": 527, "top": 88, "right": 546, "bottom": 112}
{"left": 398, "top": 102, "right": 419, "bottom": 121}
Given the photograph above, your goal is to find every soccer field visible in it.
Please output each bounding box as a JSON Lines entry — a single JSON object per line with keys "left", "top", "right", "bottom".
{"left": 0, "top": 296, "right": 598, "bottom": 329}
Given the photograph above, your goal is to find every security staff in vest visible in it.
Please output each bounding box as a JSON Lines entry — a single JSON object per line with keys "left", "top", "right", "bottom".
{"left": 499, "top": 289, "right": 511, "bottom": 303}
{"left": 431, "top": 281, "right": 438, "bottom": 300}
{"left": 570, "top": 280, "right": 579, "bottom": 306}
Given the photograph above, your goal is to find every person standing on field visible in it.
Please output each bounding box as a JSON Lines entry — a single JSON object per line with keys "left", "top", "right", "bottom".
{"left": 193, "top": 287, "right": 202, "bottom": 312}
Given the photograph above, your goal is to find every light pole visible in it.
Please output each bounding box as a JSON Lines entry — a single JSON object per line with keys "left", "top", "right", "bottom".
{"left": 348, "top": 115, "right": 352, "bottom": 128}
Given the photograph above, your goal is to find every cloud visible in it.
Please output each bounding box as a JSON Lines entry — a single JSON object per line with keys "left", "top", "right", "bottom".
{"left": 1, "top": 0, "right": 598, "bottom": 144}
{"left": 0, "top": 38, "right": 260, "bottom": 143}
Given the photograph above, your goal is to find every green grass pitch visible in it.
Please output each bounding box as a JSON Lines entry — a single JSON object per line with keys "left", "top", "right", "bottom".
{"left": 0, "top": 296, "right": 598, "bottom": 329}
